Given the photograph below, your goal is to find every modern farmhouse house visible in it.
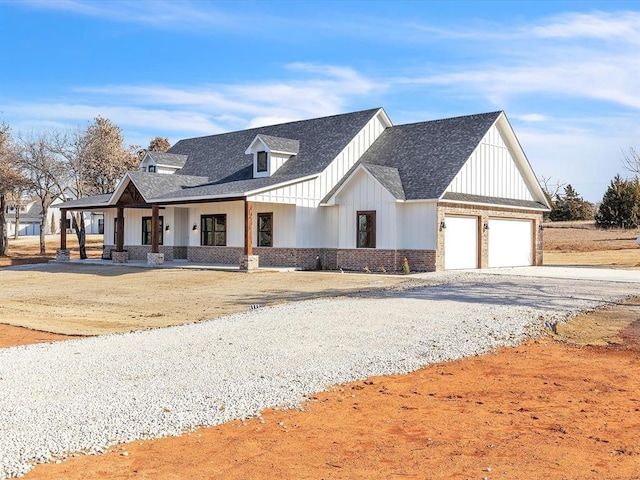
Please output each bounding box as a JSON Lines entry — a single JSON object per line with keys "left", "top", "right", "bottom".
{"left": 59, "top": 107, "right": 550, "bottom": 271}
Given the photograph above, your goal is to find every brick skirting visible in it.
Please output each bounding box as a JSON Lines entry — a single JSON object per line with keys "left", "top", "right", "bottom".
{"left": 102, "top": 244, "right": 436, "bottom": 272}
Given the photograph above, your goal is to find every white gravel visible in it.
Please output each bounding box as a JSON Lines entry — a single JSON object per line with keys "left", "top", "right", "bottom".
{"left": 1, "top": 272, "right": 638, "bottom": 478}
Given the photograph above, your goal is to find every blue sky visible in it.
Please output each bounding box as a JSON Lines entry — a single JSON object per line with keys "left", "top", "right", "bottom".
{"left": 1, "top": 0, "right": 639, "bottom": 201}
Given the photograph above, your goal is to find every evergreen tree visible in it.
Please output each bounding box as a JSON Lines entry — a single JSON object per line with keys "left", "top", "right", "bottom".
{"left": 548, "top": 184, "right": 594, "bottom": 221}
{"left": 595, "top": 175, "right": 640, "bottom": 228}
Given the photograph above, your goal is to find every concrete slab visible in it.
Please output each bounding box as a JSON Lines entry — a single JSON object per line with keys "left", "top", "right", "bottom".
{"left": 475, "top": 266, "right": 640, "bottom": 283}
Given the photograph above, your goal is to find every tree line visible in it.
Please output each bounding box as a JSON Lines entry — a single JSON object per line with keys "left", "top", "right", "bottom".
{"left": 0, "top": 117, "right": 169, "bottom": 258}
{"left": 542, "top": 147, "right": 640, "bottom": 228}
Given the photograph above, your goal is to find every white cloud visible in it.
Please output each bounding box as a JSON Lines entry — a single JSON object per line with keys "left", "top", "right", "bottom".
{"left": 6, "top": 63, "right": 383, "bottom": 144}
{"left": 16, "top": 0, "right": 236, "bottom": 29}
{"left": 532, "top": 11, "right": 640, "bottom": 43}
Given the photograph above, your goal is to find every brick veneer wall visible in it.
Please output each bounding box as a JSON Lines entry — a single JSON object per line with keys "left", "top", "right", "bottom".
{"left": 103, "top": 244, "right": 176, "bottom": 261}
{"left": 436, "top": 203, "right": 544, "bottom": 270}
{"left": 336, "top": 249, "right": 436, "bottom": 272}
{"left": 254, "top": 247, "right": 339, "bottom": 270}
{"left": 187, "top": 246, "right": 244, "bottom": 264}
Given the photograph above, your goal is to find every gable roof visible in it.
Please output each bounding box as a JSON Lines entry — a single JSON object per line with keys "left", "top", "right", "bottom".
{"left": 252, "top": 134, "right": 300, "bottom": 154}
{"left": 172, "top": 108, "right": 382, "bottom": 182}
{"left": 360, "top": 111, "right": 502, "bottom": 200}
{"left": 147, "top": 152, "right": 188, "bottom": 168}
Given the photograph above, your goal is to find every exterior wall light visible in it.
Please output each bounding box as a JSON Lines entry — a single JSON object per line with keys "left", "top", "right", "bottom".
{"left": 165, "top": 225, "right": 170, "bottom": 231}
{"left": 439, "top": 221, "right": 446, "bottom": 231}
{"left": 483, "top": 222, "right": 489, "bottom": 231}
{"left": 192, "top": 224, "right": 198, "bottom": 231}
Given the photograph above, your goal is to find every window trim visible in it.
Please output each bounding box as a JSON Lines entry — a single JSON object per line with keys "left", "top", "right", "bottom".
{"left": 356, "top": 210, "right": 376, "bottom": 249}
{"left": 256, "top": 151, "right": 268, "bottom": 173}
{"left": 148, "top": 164, "right": 156, "bottom": 173}
{"left": 200, "top": 214, "right": 227, "bottom": 246}
{"left": 142, "top": 215, "right": 164, "bottom": 245}
{"left": 257, "top": 212, "right": 273, "bottom": 247}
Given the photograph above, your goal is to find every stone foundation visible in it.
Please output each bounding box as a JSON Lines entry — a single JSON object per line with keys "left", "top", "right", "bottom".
{"left": 147, "top": 253, "right": 165, "bottom": 266}
{"left": 240, "top": 254, "right": 259, "bottom": 271}
{"left": 56, "top": 249, "right": 70, "bottom": 262}
{"left": 111, "top": 251, "right": 129, "bottom": 263}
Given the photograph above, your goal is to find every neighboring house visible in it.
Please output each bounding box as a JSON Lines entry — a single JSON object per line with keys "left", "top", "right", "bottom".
{"left": 6, "top": 199, "right": 43, "bottom": 236}
{"left": 59, "top": 107, "right": 550, "bottom": 271}
{"left": 6, "top": 194, "right": 104, "bottom": 237}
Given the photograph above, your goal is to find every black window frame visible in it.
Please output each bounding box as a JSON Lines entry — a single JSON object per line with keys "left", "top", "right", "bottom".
{"left": 256, "top": 151, "right": 268, "bottom": 173}
{"left": 142, "top": 216, "right": 164, "bottom": 245}
{"left": 257, "top": 212, "right": 273, "bottom": 247}
{"left": 201, "top": 214, "right": 227, "bottom": 246}
{"left": 148, "top": 164, "right": 156, "bottom": 173}
{"left": 356, "top": 211, "right": 376, "bottom": 249}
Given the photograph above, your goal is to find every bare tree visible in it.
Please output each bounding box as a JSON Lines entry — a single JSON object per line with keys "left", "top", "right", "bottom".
{"left": 149, "top": 136, "right": 170, "bottom": 153}
{"left": 0, "top": 123, "right": 28, "bottom": 256}
{"left": 49, "top": 128, "right": 90, "bottom": 258}
{"left": 135, "top": 136, "right": 171, "bottom": 161}
{"left": 539, "top": 175, "right": 567, "bottom": 200}
{"left": 16, "top": 132, "right": 68, "bottom": 254}
{"left": 622, "top": 147, "right": 640, "bottom": 177}
{"left": 83, "top": 117, "right": 138, "bottom": 195}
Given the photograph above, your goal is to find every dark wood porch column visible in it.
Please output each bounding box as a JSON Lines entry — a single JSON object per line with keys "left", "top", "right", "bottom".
{"left": 244, "top": 199, "right": 253, "bottom": 255}
{"left": 116, "top": 207, "right": 125, "bottom": 252}
{"left": 151, "top": 204, "right": 159, "bottom": 254}
{"left": 60, "top": 209, "right": 67, "bottom": 250}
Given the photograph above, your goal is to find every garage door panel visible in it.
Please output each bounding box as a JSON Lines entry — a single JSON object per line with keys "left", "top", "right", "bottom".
{"left": 444, "top": 216, "right": 478, "bottom": 270}
{"left": 488, "top": 219, "right": 532, "bottom": 268}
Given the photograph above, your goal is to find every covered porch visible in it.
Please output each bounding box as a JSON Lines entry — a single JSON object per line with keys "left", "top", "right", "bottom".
{"left": 56, "top": 182, "right": 260, "bottom": 271}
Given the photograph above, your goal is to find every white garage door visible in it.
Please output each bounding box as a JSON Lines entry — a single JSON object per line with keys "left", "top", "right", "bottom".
{"left": 488, "top": 219, "right": 533, "bottom": 268}
{"left": 444, "top": 216, "right": 478, "bottom": 270}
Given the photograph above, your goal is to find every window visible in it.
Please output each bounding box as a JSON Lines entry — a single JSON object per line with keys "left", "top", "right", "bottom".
{"left": 257, "top": 151, "right": 268, "bottom": 172}
{"left": 257, "top": 213, "right": 273, "bottom": 247}
{"left": 148, "top": 164, "right": 156, "bottom": 173}
{"left": 201, "top": 214, "right": 227, "bottom": 246}
{"left": 356, "top": 211, "right": 376, "bottom": 248}
{"left": 114, "top": 218, "right": 118, "bottom": 244}
{"left": 142, "top": 216, "right": 164, "bottom": 245}
{"left": 98, "top": 219, "right": 104, "bottom": 235}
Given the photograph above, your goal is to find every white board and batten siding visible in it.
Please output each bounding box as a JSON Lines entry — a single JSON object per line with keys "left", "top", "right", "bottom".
{"left": 250, "top": 112, "right": 389, "bottom": 208}
{"left": 187, "top": 201, "right": 245, "bottom": 247}
{"left": 397, "top": 202, "right": 438, "bottom": 250}
{"left": 334, "top": 169, "right": 398, "bottom": 249}
{"left": 446, "top": 124, "right": 534, "bottom": 201}
{"left": 488, "top": 218, "right": 533, "bottom": 267}
{"left": 249, "top": 111, "right": 390, "bottom": 248}
{"left": 444, "top": 216, "right": 478, "bottom": 270}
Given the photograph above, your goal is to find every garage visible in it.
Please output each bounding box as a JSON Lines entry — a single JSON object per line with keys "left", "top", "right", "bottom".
{"left": 488, "top": 218, "right": 533, "bottom": 267}
{"left": 444, "top": 216, "right": 478, "bottom": 270}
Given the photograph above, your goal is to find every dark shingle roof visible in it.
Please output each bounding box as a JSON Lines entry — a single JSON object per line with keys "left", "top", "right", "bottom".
{"left": 58, "top": 194, "right": 112, "bottom": 209}
{"left": 255, "top": 134, "right": 300, "bottom": 154}
{"left": 148, "top": 152, "right": 188, "bottom": 168}
{"left": 441, "top": 192, "right": 547, "bottom": 210}
{"left": 362, "top": 164, "right": 405, "bottom": 200}
{"left": 172, "top": 108, "right": 381, "bottom": 181}
{"left": 355, "top": 111, "right": 502, "bottom": 200}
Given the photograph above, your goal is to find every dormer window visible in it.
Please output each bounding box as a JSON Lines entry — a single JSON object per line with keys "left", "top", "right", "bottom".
{"left": 246, "top": 134, "right": 299, "bottom": 178}
{"left": 148, "top": 164, "right": 156, "bottom": 173}
{"left": 257, "top": 151, "right": 268, "bottom": 173}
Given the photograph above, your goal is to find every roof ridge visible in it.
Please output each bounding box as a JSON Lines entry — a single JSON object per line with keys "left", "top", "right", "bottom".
{"left": 172, "top": 107, "right": 382, "bottom": 143}
{"left": 393, "top": 110, "right": 502, "bottom": 129}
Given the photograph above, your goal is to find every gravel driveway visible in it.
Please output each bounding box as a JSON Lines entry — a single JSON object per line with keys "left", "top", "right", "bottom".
{"left": 1, "top": 272, "right": 638, "bottom": 479}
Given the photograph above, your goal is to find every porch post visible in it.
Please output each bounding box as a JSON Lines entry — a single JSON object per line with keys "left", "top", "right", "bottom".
{"left": 240, "top": 198, "right": 258, "bottom": 271}
{"left": 151, "top": 204, "right": 159, "bottom": 254}
{"left": 244, "top": 200, "right": 253, "bottom": 256}
{"left": 60, "top": 209, "right": 67, "bottom": 250}
{"left": 113, "top": 207, "right": 128, "bottom": 263}
{"left": 147, "top": 204, "right": 164, "bottom": 266}
{"left": 116, "top": 207, "right": 125, "bottom": 251}
{"left": 56, "top": 208, "right": 70, "bottom": 262}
